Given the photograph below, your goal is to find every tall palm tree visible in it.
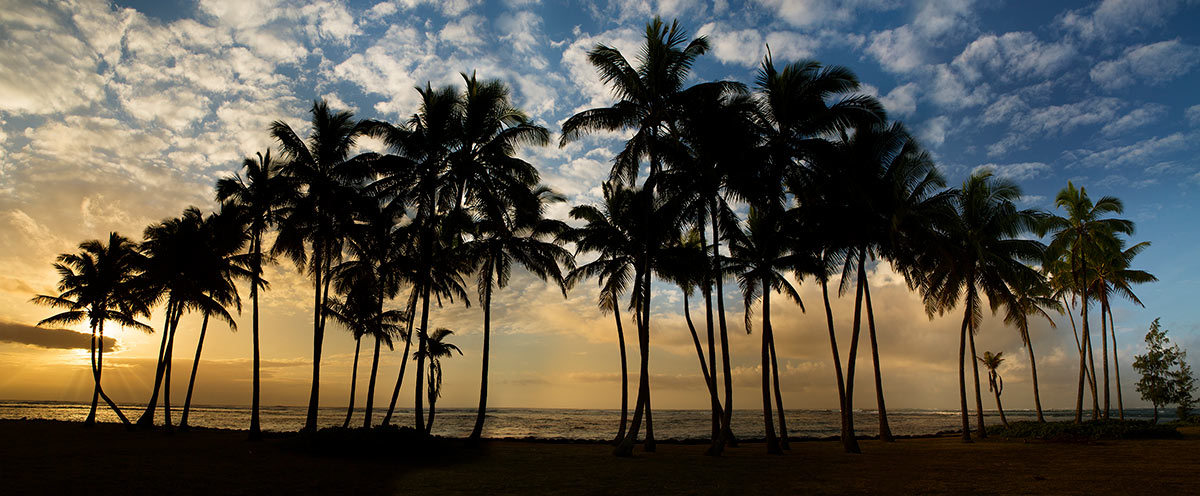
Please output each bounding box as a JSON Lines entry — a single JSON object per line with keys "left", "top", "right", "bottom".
{"left": 978, "top": 351, "right": 1008, "bottom": 427}
{"left": 32, "top": 233, "right": 150, "bottom": 426}
{"left": 271, "top": 100, "right": 371, "bottom": 432}
{"left": 1001, "top": 270, "right": 1061, "bottom": 422}
{"left": 564, "top": 183, "right": 640, "bottom": 443}
{"left": 919, "top": 172, "right": 1043, "bottom": 441}
{"left": 215, "top": 149, "right": 295, "bottom": 439}
{"left": 414, "top": 328, "right": 462, "bottom": 435}
{"left": 560, "top": 17, "right": 732, "bottom": 456}
{"left": 1041, "top": 182, "right": 1133, "bottom": 423}
{"left": 1092, "top": 238, "right": 1156, "bottom": 420}
{"left": 465, "top": 186, "right": 573, "bottom": 445}
{"left": 726, "top": 206, "right": 806, "bottom": 454}
{"left": 179, "top": 208, "right": 247, "bottom": 430}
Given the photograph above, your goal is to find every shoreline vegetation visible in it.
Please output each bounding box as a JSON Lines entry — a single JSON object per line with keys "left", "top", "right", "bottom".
{"left": 28, "top": 14, "right": 1182, "bottom": 465}
{"left": 4, "top": 419, "right": 1199, "bottom": 495}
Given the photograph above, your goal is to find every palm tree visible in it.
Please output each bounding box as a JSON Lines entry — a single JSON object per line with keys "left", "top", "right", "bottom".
{"left": 1092, "top": 238, "right": 1156, "bottom": 420}
{"left": 414, "top": 328, "right": 462, "bottom": 435}
{"left": 1001, "top": 270, "right": 1062, "bottom": 422}
{"left": 755, "top": 53, "right": 886, "bottom": 452}
{"left": 978, "top": 351, "right": 1008, "bottom": 427}
{"left": 559, "top": 17, "right": 731, "bottom": 456}
{"left": 32, "top": 233, "right": 150, "bottom": 426}
{"left": 465, "top": 186, "right": 573, "bottom": 445}
{"left": 564, "top": 183, "right": 640, "bottom": 443}
{"left": 271, "top": 100, "right": 371, "bottom": 432}
{"left": 215, "top": 149, "right": 295, "bottom": 439}
{"left": 919, "top": 172, "right": 1043, "bottom": 441}
{"left": 1041, "top": 182, "right": 1133, "bottom": 423}
{"left": 179, "top": 208, "right": 247, "bottom": 430}
{"left": 726, "top": 206, "right": 806, "bottom": 454}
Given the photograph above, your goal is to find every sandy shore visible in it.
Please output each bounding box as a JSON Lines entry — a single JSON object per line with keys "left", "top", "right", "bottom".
{"left": 3, "top": 419, "right": 1197, "bottom": 495}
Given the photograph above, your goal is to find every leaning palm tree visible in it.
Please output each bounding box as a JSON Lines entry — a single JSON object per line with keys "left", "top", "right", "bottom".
{"left": 1092, "top": 238, "right": 1156, "bottom": 420}
{"left": 271, "top": 100, "right": 371, "bottom": 432}
{"left": 1040, "top": 182, "right": 1133, "bottom": 423}
{"left": 560, "top": 17, "right": 734, "bottom": 457}
{"left": 564, "top": 182, "right": 640, "bottom": 444}
{"left": 1001, "top": 270, "right": 1062, "bottom": 422}
{"left": 919, "top": 172, "right": 1043, "bottom": 441}
{"left": 32, "top": 233, "right": 150, "bottom": 426}
{"left": 414, "top": 328, "right": 462, "bottom": 435}
{"left": 725, "top": 206, "right": 806, "bottom": 454}
{"left": 978, "top": 351, "right": 1008, "bottom": 427}
{"left": 465, "top": 186, "right": 573, "bottom": 445}
{"left": 180, "top": 208, "right": 247, "bottom": 430}
{"left": 215, "top": 148, "right": 295, "bottom": 439}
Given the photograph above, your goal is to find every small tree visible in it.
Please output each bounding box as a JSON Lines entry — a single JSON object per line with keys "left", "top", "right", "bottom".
{"left": 1132, "top": 318, "right": 1193, "bottom": 423}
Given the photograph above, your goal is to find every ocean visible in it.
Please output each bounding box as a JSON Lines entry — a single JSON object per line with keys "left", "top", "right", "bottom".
{"left": 0, "top": 400, "right": 1173, "bottom": 440}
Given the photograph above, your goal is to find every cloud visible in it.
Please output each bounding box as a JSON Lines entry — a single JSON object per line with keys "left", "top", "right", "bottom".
{"left": 1057, "top": 0, "right": 1181, "bottom": 40}
{"left": 0, "top": 2, "right": 108, "bottom": 114}
{"left": 754, "top": 0, "right": 894, "bottom": 27}
{"left": 1187, "top": 105, "right": 1200, "bottom": 126}
{"left": 970, "top": 162, "right": 1051, "bottom": 181}
{"left": 866, "top": 26, "right": 926, "bottom": 73}
{"left": 952, "top": 31, "right": 1076, "bottom": 83}
{"left": 1101, "top": 104, "right": 1167, "bottom": 136}
{"left": 0, "top": 321, "right": 117, "bottom": 353}
{"left": 880, "top": 83, "right": 919, "bottom": 117}
{"left": 928, "top": 64, "right": 990, "bottom": 110}
{"left": 1090, "top": 40, "right": 1200, "bottom": 90}
{"left": 696, "top": 24, "right": 820, "bottom": 68}
{"left": 919, "top": 116, "right": 951, "bottom": 147}
{"left": 1066, "top": 131, "right": 1196, "bottom": 170}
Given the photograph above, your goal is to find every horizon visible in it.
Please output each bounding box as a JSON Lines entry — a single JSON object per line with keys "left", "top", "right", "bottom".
{"left": 1, "top": 0, "right": 1198, "bottom": 423}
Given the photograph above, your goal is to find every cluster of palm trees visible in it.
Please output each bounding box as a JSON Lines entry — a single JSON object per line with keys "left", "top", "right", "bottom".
{"left": 34, "top": 17, "right": 1156, "bottom": 458}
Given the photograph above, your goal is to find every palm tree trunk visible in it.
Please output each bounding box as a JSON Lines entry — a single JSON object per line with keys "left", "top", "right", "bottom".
{"left": 614, "top": 267, "right": 650, "bottom": 457}
{"left": 710, "top": 206, "right": 737, "bottom": 455}
{"left": 1065, "top": 296, "right": 1097, "bottom": 395}
{"left": 613, "top": 304, "right": 629, "bottom": 444}
{"left": 991, "top": 374, "right": 1008, "bottom": 427}
{"left": 364, "top": 335, "right": 382, "bottom": 429}
{"left": 414, "top": 284, "right": 431, "bottom": 433}
{"left": 1086, "top": 305, "right": 1100, "bottom": 420}
{"left": 382, "top": 287, "right": 419, "bottom": 426}
{"left": 138, "top": 299, "right": 177, "bottom": 427}
{"left": 845, "top": 250, "right": 867, "bottom": 448}
{"left": 304, "top": 239, "right": 325, "bottom": 433}
{"left": 468, "top": 281, "right": 494, "bottom": 445}
{"left": 1075, "top": 254, "right": 1090, "bottom": 423}
{"left": 93, "top": 319, "right": 130, "bottom": 426}
{"left": 683, "top": 291, "right": 723, "bottom": 438}
{"left": 958, "top": 304, "right": 972, "bottom": 442}
{"left": 968, "top": 320, "right": 986, "bottom": 438}
{"left": 1024, "top": 323, "right": 1045, "bottom": 422}
{"left": 180, "top": 313, "right": 211, "bottom": 429}
{"left": 699, "top": 211, "right": 719, "bottom": 443}
{"left": 767, "top": 309, "right": 788, "bottom": 451}
{"left": 863, "top": 281, "right": 894, "bottom": 442}
{"left": 426, "top": 385, "right": 437, "bottom": 435}
{"left": 163, "top": 308, "right": 181, "bottom": 432}
{"left": 1101, "top": 293, "right": 1110, "bottom": 419}
{"left": 249, "top": 233, "right": 263, "bottom": 440}
{"left": 641, "top": 271, "right": 655, "bottom": 453}
{"left": 86, "top": 322, "right": 99, "bottom": 425}
{"left": 1109, "top": 305, "right": 1125, "bottom": 420}
{"left": 821, "top": 276, "right": 857, "bottom": 453}
{"left": 760, "top": 281, "right": 781, "bottom": 454}
{"left": 343, "top": 335, "right": 362, "bottom": 428}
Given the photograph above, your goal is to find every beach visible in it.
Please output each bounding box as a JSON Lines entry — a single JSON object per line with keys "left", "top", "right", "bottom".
{"left": 4, "top": 419, "right": 1197, "bottom": 495}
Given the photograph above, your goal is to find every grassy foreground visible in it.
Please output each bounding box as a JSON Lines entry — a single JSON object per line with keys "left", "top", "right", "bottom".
{"left": 3, "top": 419, "right": 1199, "bottom": 495}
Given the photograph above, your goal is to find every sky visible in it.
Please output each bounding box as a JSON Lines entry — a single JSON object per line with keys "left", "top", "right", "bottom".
{"left": 0, "top": 0, "right": 1198, "bottom": 417}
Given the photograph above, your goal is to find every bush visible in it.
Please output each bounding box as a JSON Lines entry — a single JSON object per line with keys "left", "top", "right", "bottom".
{"left": 987, "top": 420, "right": 1180, "bottom": 442}
{"left": 281, "top": 425, "right": 460, "bottom": 460}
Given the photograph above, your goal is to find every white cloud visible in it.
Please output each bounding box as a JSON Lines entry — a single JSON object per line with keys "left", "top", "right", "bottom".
{"left": 0, "top": 3, "right": 107, "bottom": 115}
{"left": 952, "top": 32, "right": 1076, "bottom": 83}
{"left": 1100, "top": 104, "right": 1167, "bottom": 136}
{"left": 754, "top": 0, "right": 893, "bottom": 27}
{"left": 880, "top": 82, "right": 919, "bottom": 117}
{"left": 1067, "top": 132, "right": 1196, "bottom": 170}
{"left": 696, "top": 24, "right": 819, "bottom": 68}
{"left": 928, "top": 64, "right": 989, "bottom": 110}
{"left": 1187, "top": 104, "right": 1200, "bottom": 126}
{"left": 919, "top": 116, "right": 951, "bottom": 147}
{"left": 300, "top": 1, "right": 361, "bottom": 44}
{"left": 970, "top": 162, "right": 1050, "bottom": 181}
{"left": 910, "top": 0, "right": 977, "bottom": 39}
{"left": 866, "top": 26, "right": 926, "bottom": 73}
{"left": 1057, "top": 0, "right": 1180, "bottom": 40}
{"left": 1090, "top": 40, "right": 1200, "bottom": 90}
{"left": 439, "top": 14, "right": 487, "bottom": 50}
{"left": 560, "top": 27, "right": 643, "bottom": 111}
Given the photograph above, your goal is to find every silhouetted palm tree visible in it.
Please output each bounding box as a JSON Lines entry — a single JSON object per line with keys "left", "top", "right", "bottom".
{"left": 1092, "top": 238, "right": 1156, "bottom": 419}
{"left": 414, "top": 328, "right": 462, "bottom": 435}
{"left": 180, "top": 208, "right": 247, "bottom": 430}
{"left": 1041, "top": 182, "right": 1133, "bottom": 423}
{"left": 726, "top": 207, "right": 805, "bottom": 454}
{"left": 215, "top": 149, "right": 295, "bottom": 439}
{"left": 465, "top": 186, "right": 573, "bottom": 445}
{"left": 33, "top": 233, "right": 150, "bottom": 426}
{"left": 565, "top": 183, "right": 640, "bottom": 443}
{"left": 1001, "top": 270, "right": 1061, "bottom": 422}
{"left": 920, "top": 172, "right": 1043, "bottom": 441}
{"left": 271, "top": 100, "right": 371, "bottom": 432}
{"left": 978, "top": 351, "right": 1008, "bottom": 427}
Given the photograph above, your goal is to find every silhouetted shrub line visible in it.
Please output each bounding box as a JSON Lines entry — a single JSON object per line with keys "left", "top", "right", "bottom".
{"left": 986, "top": 420, "right": 1180, "bottom": 442}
